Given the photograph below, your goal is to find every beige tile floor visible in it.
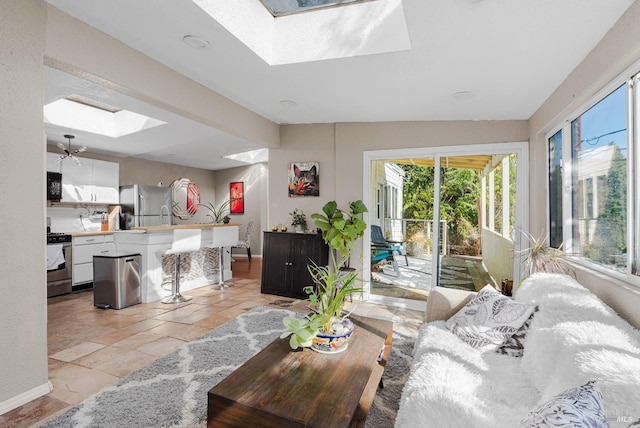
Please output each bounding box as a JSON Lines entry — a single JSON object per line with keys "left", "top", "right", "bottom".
{"left": 1, "top": 259, "right": 423, "bottom": 428}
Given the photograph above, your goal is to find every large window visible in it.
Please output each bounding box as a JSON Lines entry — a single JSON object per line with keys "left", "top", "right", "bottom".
{"left": 549, "top": 79, "right": 633, "bottom": 278}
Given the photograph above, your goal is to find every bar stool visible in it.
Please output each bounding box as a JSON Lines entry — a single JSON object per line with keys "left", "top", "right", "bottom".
{"left": 161, "top": 228, "right": 201, "bottom": 304}
{"left": 211, "top": 226, "right": 239, "bottom": 290}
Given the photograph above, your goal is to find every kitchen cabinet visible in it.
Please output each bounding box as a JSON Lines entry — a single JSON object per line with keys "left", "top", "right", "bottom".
{"left": 62, "top": 158, "right": 119, "bottom": 204}
{"left": 261, "top": 232, "right": 328, "bottom": 299}
{"left": 72, "top": 234, "right": 115, "bottom": 285}
{"left": 46, "top": 152, "right": 62, "bottom": 173}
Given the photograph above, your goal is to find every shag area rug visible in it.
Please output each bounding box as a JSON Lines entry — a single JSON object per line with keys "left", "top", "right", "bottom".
{"left": 42, "top": 306, "right": 415, "bottom": 427}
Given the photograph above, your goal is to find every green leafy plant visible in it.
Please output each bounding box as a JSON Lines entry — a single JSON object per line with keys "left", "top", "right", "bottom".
{"left": 282, "top": 200, "right": 368, "bottom": 349}
{"left": 279, "top": 316, "right": 320, "bottom": 350}
{"left": 201, "top": 200, "right": 230, "bottom": 223}
{"left": 311, "top": 199, "right": 368, "bottom": 265}
{"left": 289, "top": 208, "right": 307, "bottom": 230}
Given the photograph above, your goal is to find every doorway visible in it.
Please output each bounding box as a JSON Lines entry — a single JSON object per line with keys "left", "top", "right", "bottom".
{"left": 362, "top": 142, "right": 529, "bottom": 311}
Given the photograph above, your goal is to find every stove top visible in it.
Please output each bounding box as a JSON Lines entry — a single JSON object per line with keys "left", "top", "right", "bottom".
{"left": 47, "top": 233, "right": 72, "bottom": 244}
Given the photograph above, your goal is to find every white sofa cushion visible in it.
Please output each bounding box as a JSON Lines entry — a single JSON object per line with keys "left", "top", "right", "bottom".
{"left": 396, "top": 321, "right": 539, "bottom": 428}
{"left": 515, "top": 273, "right": 640, "bottom": 425}
{"left": 445, "top": 284, "right": 536, "bottom": 351}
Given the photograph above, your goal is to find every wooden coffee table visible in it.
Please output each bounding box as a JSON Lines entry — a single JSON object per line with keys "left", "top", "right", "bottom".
{"left": 207, "top": 315, "right": 393, "bottom": 427}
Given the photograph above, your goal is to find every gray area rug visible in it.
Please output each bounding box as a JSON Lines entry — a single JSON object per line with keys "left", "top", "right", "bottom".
{"left": 42, "top": 306, "right": 415, "bottom": 427}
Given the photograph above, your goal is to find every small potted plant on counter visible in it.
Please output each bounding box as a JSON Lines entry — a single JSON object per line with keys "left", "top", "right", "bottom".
{"left": 202, "top": 200, "right": 230, "bottom": 223}
{"left": 280, "top": 200, "right": 368, "bottom": 353}
{"left": 289, "top": 208, "right": 307, "bottom": 233}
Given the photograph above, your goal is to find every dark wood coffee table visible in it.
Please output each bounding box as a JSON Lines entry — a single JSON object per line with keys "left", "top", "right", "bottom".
{"left": 207, "top": 315, "right": 393, "bottom": 427}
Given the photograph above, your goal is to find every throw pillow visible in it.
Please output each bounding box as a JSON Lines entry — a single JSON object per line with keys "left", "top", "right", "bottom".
{"left": 444, "top": 284, "right": 536, "bottom": 351}
{"left": 518, "top": 380, "right": 609, "bottom": 428}
{"left": 496, "top": 306, "right": 539, "bottom": 357}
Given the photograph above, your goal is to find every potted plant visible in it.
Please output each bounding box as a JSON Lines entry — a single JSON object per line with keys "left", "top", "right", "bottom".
{"left": 289, "top": 208, "right": 307, "bottom": 233}
{"left": 201, "top": 200, "right": 230, "bottom": 223}
{"left": 280, "top": 200, "right": 368, "bottom": 352}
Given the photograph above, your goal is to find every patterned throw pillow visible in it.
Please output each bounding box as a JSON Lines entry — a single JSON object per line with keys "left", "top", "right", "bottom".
{"left": 444, "top": 284, "right": 536, "bottom": 351}
{"left": 496, "top": 306, "right": 539, "bottom": 357}
{"left": 518, "top": 380, "right": 609, "bottom": 428}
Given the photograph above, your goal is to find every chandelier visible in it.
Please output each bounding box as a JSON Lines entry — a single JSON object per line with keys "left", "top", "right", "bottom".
{"left": 57, "top": 134, "right": 87, "bottom": 165}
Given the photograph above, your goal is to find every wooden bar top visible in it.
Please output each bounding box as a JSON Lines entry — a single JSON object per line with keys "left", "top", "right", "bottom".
{"left": 131, "top": 223, "right": 240, "bottom": 232}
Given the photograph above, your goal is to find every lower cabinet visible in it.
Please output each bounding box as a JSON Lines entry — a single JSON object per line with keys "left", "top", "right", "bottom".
{"left": 261, "top": 232, "right": 329, "bottom": 299}
{"left": 72, "top": 234, "right": 115, "bottom": 286}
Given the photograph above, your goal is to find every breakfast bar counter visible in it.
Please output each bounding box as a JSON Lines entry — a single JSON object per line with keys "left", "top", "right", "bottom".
{"left": 114, "top": 224, "right": 239, "bottom": 303}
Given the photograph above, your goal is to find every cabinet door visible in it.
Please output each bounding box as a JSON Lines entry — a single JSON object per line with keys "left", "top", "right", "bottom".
{"left": 289, "top": 234, "right": 328, "bottom": 299}
{"left": 61, "top": 159, "right": 93, "bottom": 202}
{"left": 46, "top": 152, "right": 62, "bottom": 173}
{"left": 92, "top": 159, "right": 119, "bottom": 204}
{"left": 261, "top": 232, "right": 291, "bottom": 296}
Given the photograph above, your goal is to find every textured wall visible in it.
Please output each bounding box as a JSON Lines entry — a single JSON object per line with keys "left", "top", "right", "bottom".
{"left": 0, "top": 0, "right": 49, "bottom": 411}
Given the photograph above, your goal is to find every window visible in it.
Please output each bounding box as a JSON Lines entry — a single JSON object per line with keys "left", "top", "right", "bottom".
{"left": 549, "top": 130, "right": 563, "bottom": 248}
{"left": 549, "top": 80, "right": 632, "bottom": 278}
{"left": 260, "top": 0, "right": 365, "bottom": 17}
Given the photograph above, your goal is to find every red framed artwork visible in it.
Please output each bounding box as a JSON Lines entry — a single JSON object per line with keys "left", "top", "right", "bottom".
{"left": 230, "top": 182, "right": 244, "bottom": 214}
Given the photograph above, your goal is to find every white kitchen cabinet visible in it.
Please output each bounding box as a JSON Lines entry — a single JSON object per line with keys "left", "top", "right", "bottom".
{"left": 46, "top": 152, "right": 62, "bottom": 173}
{"left": 61, "top": 158, "right": 119, "bottom": 204}
{"left": 72, "top": 234, "right": 115, "bottom": 285}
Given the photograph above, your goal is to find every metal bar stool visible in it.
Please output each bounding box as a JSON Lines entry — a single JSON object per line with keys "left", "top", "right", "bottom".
{"left": 211, "top": 226, "right": 239, "bottom": 290}
{"left": 161, "top": 228, "right": 201, "bottom": 304}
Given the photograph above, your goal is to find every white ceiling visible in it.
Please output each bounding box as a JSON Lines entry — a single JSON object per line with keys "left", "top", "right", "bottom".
{"left": 43, "top": 0, "right": 635, "bottom": 170}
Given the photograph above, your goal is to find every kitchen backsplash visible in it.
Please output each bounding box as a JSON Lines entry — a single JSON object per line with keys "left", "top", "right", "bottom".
{"left": 47, "top": 205, "right": 110, "bottom": 233}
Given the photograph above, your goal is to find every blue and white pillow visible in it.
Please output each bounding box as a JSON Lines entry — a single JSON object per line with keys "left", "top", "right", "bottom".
{"left": 445, "top": 284, "right": 536, "bottom": 351}
{"left": 518, "top": 380, "right": 609, "bottom": 427}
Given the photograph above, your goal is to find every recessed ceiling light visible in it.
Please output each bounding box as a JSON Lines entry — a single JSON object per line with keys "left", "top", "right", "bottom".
{"left": 452, "top": 91, "right": 475, "bottom": 100}
{"left": 182, "top": 35, "right": 210, "bottom": 50}
{"left": 280, "top": 100, "right": 297, "bottom": 108}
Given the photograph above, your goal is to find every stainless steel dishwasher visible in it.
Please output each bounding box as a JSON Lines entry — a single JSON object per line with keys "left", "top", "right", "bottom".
{"left": 93, "top": 253, "right": 141, "bottom": 309}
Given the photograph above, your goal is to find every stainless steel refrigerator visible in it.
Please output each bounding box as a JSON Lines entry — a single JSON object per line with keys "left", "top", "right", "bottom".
{"left": 119, "top": 185, "right": 172, "bottom": 229}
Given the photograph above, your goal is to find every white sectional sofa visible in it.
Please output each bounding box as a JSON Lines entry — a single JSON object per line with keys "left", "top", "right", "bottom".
{"left": 395, "top": 273, "right": 640, "bottom": 428}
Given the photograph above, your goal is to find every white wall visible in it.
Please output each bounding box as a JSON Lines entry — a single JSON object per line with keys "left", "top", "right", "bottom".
{"left": 214, "top": 163, "right": 267, "bottom": 257}
{"left": 528, "top": 0, "right": 640, "bottom": 328}
{"left": 481, "top": 229, "right": 513, "bottom": 285}
{"left": 268, "top": 124, "right": 338, "bottom": 232}
{"left": 0, "top": 0, "right": 50, "bottom": 412}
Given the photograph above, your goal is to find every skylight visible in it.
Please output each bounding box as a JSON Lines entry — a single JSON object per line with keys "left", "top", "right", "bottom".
{"left": 223, "top": 148, "right": 269, "bottom": 164}
{"left": 259, "top": 0, "right": 366, "bottom": 17}
{"left": 192, "top": 0, "right": 410, "bottom": 65}
{"left": 44, "top": 97, "right": 166, "bottom": 138}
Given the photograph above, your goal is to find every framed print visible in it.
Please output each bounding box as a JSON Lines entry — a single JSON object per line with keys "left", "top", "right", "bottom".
{"left": 230, "top": 181, "right": 244, "bottom": 214}
{"left": 289, "top": 161, "right": 319, "bottom": 197}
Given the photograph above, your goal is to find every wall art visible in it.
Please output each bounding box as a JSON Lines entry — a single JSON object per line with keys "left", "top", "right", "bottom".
{"left": 289, "top": 161, "right": 319, "bottom": 197}
{"left": 230, "top": 181, "right": 244, "bottom": 213}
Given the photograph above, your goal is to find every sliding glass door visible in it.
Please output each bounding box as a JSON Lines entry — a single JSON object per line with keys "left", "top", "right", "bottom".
{"left": 363, "top": 143, "right": 528, "bottom": 311}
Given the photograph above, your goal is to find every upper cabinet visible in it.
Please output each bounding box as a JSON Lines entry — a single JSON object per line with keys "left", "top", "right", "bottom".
{"left": 46, "top": 152, "right": 62, "bottom": 173}
{"left": 61, "top": 158, "right": 119, "bottom": 204}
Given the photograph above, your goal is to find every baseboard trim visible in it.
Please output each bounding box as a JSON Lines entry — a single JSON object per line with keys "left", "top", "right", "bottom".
{"left": 0, "top": 381, "right": 53, "bottom": 415}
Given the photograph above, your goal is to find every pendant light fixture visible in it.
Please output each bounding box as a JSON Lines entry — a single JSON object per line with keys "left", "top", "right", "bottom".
{"left": 57, "top": 134, "right": 87, "bottom": 165}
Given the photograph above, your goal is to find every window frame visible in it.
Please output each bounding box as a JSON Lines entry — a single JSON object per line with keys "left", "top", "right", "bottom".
{"left": 546, "top": 66, "right": 640, "bottom": 287}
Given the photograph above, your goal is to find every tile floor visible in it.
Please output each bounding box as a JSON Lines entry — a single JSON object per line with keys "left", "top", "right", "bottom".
{"left": 1, "top": 258, "right": 424, "bottom": 428}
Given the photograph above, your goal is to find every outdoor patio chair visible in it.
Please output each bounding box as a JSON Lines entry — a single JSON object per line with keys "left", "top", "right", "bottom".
{"left": 371, "top": 225, "right": 401, "bottom": 276}
{"left": 371, "top": 225, "right": 409, "bottom": 265}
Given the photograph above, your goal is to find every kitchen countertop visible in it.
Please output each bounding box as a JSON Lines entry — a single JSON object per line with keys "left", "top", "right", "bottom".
{"left": 130, "top": 223, "right": 240, "bottom": 232}
{"left": 69, "top": 231, "right": 115, "bottom": 237}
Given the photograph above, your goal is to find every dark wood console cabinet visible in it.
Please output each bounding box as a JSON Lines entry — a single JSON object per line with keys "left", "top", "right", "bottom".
{"left": 261, "top": 232, "right": 329, "bottom": 299}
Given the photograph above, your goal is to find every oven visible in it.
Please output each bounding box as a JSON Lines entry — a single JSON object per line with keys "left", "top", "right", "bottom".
{"left": 47, "top": 233, "right": 72, "bottom": 297}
